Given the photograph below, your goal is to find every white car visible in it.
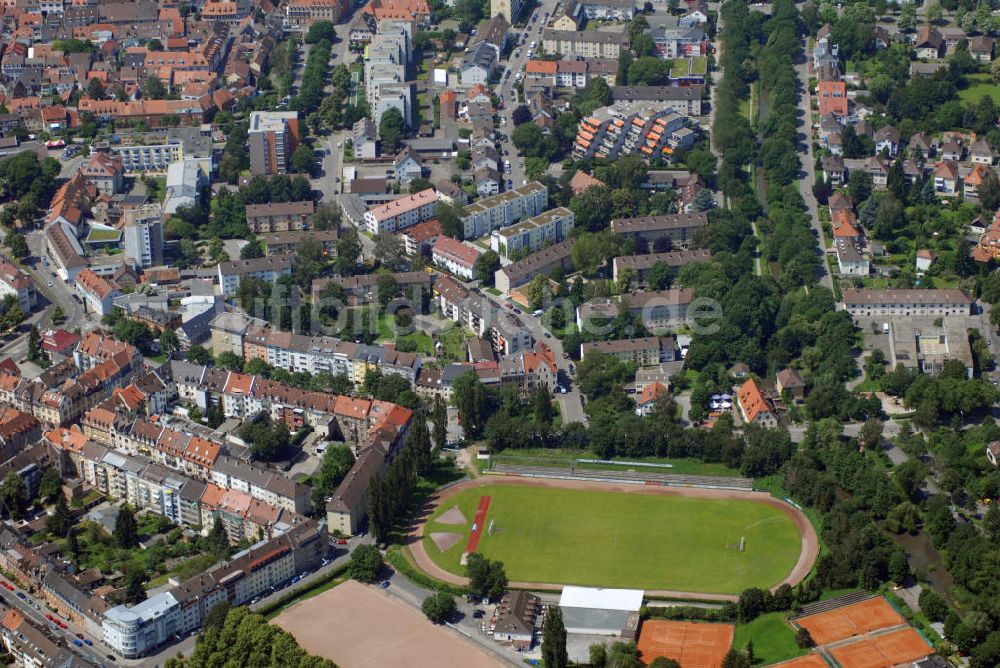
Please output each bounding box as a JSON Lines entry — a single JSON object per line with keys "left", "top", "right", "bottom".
{"left": 47, "top": 281, "right": 53, "bottom": 288}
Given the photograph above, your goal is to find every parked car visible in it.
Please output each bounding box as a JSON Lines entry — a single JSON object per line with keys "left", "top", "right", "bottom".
{"left": 379, "top": 580, "right": 390, "bottom": 589}
{"left": 83, "top": 639, "right": 93, "bottom": 646}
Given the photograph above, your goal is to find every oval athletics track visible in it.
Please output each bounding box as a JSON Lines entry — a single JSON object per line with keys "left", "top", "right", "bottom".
{"left": 406, "top": 475, "right": 820, "bottom": 602}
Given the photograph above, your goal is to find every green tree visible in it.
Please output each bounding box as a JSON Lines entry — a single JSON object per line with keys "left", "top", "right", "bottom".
{"left": 291, "top": 145, "right": 316, "bottom": 175}
{"left": 421, "top": 592, "right": 456, "bottom": 623}
{"left": 208, "top": 515, "right": 229, "bottom": 555}
{"left": 216, "top": 351, "right": 245, "bottom": 372}
{"left": 144, "top": 74, "right": 167, "bottom": 99}
{"left": 378, "top": 108, "right": 405, "bottom": 153}
{"left": 124, "top": 570, "right": 146, "bottom": 605}
{"left": 649, "top": 659, "right": 682, "bottom": 668}
{"left": 795, "top": 627, "right": 815, "bottom": 648}
{"left": 115, "top": 505, "right": 139, "bottom": 549}
{"left": 203, "top": 601, "right": 231, "bottom": 633}
{"left": 159, "top": 328, "right": 180, "bottom": 355}
{"left": 38, "top": 468, "right": 61, "bottom": 501}
{"left": 304, "top": 20, "right": 336, "bottom": 43}
{"left": 187, "top": 345, "right": 213, "bottom": 365}
{"left": 541, "top": 605, "right": 568, "bottom": 668}
{"left": 26, "top": 325, "right": 41, "bottom": 362}
{"left": 437, "top": 201, "right": 466, "bottom": 239}
{"left": 432, "top": 395, "right": 448, "bottom": 451}
{"left": 722, "top": 649, "right": 751, "bottom": 668}
{"left": 46, "top": 493, "right": 72, "bottom": 537}
{"left": 374, "top": 234, "right": 405, "bottom": 271}
{"left": 533, "top": 385, "right": 553, "bottom": 426}
{"left": 452, "top": 371, "right": 489, "bottom": 438}
{"left": 474, "top": 250, "right": 501, "bottom": 284}
{"left": 465, "top": 552, "right": 507, "bottom": 601}
{"left": 7, "top": 232, "right": 27, "bottom": 258}
{"left": 376, "top": 271, "right": 400, "bottom": 306}
{"left": 348, "top": 544, "right": 383, "bottom": 583}
{"left": 0, "top": 472, "right": 26, "bottom": 520}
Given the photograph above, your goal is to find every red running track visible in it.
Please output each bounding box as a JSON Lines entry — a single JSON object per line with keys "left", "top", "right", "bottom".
{"left": 465, "top": 496, "right": 492, "bottom": 552}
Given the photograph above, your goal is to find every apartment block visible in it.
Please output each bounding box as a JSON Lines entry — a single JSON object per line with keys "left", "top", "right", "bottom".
{"left": 217, "top": 256, "right": 294, "bottom": 296}
{"left": 490, "top": 207, "right": 575, "bottom": 260}
{"left": 363, "top": 189, "right": 438, "bottom": 235}
{"left": 248, "top": 111, "right": 300, "bottom": 176}
{"left": 542, "top": 29, "right": 630, "bottom": 60}
{"left": 580, "top": 336, "right": 677, "bottom": 365}
{"left": 245, "top": 200, "right": 315, "bottom": 233}
{"left": 841, "top": 289, "right": 974, "bottom": 318}
{"left": 123, "top": 203, "right": 164, "bottom": 267}
{"left": 460, "top": 181, "right": 548, "bottom": 239}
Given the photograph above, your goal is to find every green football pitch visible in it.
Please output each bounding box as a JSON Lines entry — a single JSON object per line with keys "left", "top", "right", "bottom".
{"left": 422, "top": 483, "right": 803, "bottom": 594}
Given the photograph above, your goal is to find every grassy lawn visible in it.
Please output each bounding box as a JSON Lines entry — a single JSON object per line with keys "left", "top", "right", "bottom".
{"left": 437, "top": 323, "right": 472, "bottom": 361}
{"left": 147, "top": 553, "right": 219, "bottom": 589}
{"left": 732, "top": 613, "right": 806, "bottom": 665}
{"left": 485, "top": 287, "right": 501, "bottom": 296}
{"left": 396, "top": 330, "right": 434, "bottom": 354}
{"left": 959, "top": 73, "right": 1000, "bottom": 105}
{"left": 421, "top": 483, "right": 803, "bottom": 593}
{"left": 670, "top": 56, "right": 708, "bottom": 77}
{"left": 491, "top": 449, "right": 743, "bottom": 477}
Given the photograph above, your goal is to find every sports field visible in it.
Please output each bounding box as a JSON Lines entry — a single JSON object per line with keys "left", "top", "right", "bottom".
{"left": 421, "top": 482, "right": 804, "bottom": 594}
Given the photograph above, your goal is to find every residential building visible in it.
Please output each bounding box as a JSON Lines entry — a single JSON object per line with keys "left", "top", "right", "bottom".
{"left": 611, "top": 249, "right": 711, "bottom": 286}
{"left": 580, "top": 337, "right": 676, "bottom": 365}
{"left": 80, "top": 151, "right": 125, "bottom": 195}
{"left": 635, "top": 382, "right": 668, "bottom": 416}
{"left": 495, "top": 239, "right": 575, "bottom": 294}
{"left": 285, "top": 0, "right": 345, "bottom": 27}
{"left": 611, "top": 85, "right": 704, "bottom": 115}
{"left": 312, "top": 272, "right": 431, "bottom": 307}
{"left": 209, "top": 312, "right": 267, "bottom": 357}
{"left": 889, "top": 318, "right": 974, "bottom": 378}
{"left": 400, "top": 219, "right": 442, "bottom": 255}
{"left": 490, "top": 207, "right": 575, "bottom": 260}
{"left": 775, "top": 368, "right": 806, "bottom": 400}
{"left": 163, "top": 159, "right": 207, "bottom": 216}
{"left": 0, "top": 262, "right": 35, "bottom": 312}
{"left": 492, "top": 591, "right": 541, "bottom": 648}
{"left": 841, "top": 288, "right": 974, "bottom": 318}
{"left": 261, "top": 230, "right": 339, "bottom": 256}
{"left": 123, "top": 203, "right": 164, "bottom": 268}
{"left": 363, "top": 189, "right": 438, "bottom": 235}
{"left": 245, "top": 201, "right": 315, "bottom": 233}
{"left": 248, "top": 111, "right": 300, "bottom": 176}
{"left": 460, "top": 181, "right": 549, "bottom": 239}
{"left": 647, "top": 27, "right": 707, "bottom": 59}
{"left": 736, "top": 379, "right": 778, "bottom": 428}
{"left": 217, "top": 256, "right": 294, "bottom": 297}
{"left": 76, "top": 268, "right": 120, "bottom": 316}
{"left": 610, "top": 211, "right": 707, "bottom": 244}
{"left": 542, "top": 29, "right": 630, "bottom": 60}
{"left": 817, "top": 80, "right": 848, "bottom": 117}
{"left": 432, "top": 237, "right": 482, "bottom": 280}
{"left": 574, "top": 104, "right": 698, "bottom": 162}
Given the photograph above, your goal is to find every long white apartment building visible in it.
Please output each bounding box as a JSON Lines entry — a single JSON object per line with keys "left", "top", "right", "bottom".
{"left": 490, "top": 207, "right": 574, "bottom": 260}
{"left": 461, "top": 181, "right": 548, "bottom": 239}
{"left": 364, "top": 188, "right": 439, "bottom": 234}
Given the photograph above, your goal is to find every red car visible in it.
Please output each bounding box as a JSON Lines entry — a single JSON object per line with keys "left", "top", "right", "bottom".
{"left": 45, "top": 614, "right": 53, "bottom": 621}
{"left": 336, "top": 538, "right": 347, "bottom": 545}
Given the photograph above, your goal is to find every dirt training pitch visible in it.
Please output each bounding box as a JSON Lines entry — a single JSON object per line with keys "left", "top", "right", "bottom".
{"left": 795, "top": 597, "right": 904, "bottom": 645}
{"left": 637, "top": 620, "right": 734, "bottom": 668}
{"left": 408, "top": 476, "right": 818, "bottom": 601}
{"left": 437, "top": 506, "right": 467, "bottom": 525}
{"left": 430, "top": 532, "right": 462, "bottom": 552}
{"left": 274, "top": 580, "right": 505, "bottom": 667}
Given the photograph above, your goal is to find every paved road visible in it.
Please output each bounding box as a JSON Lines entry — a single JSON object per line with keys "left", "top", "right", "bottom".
{"left": 0, "top": 575, "right": 110, "bottom": 666}
{"left": 474, "top": 285, "right": 586, "bottom": 424}
{"left": 794, "top": 40, "right": 833, "bottom": 291}
{"left": 495, "top": 1, "right": 561, "bottom": 189}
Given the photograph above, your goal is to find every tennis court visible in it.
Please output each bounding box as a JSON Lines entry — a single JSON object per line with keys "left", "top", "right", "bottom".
{"left": 829, "top": 628, "right": 932, "bottom": 668}
{"left": 636, "top": 620, "right": 734, "bottom": 668}
{"left": 794, "top": 597, "right": 904, "bottom": 645}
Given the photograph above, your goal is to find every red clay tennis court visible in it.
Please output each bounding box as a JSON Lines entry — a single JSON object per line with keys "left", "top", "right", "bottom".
{"left": 829, "top": 628, "right": 932, "bottom": 668}
{"left": 637, "top": 620, "right": 734, "bottom": 668}
{"left": 795, "top": 597, "right": 904, "bottom": 645}
{"left": 466, "top": 496, "right": 491, "bottom": 552}
{"left": 769, "top": 655, "right": 828, "bottom": 668}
